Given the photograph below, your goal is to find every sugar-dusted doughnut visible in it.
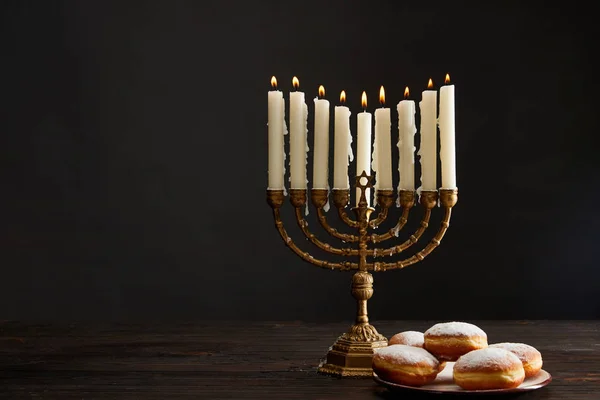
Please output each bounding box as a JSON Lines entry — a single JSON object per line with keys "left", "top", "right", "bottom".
{"left": 424, "top": 321, "right": 488, "bottom": 361}
{"left": 388, "top": 331, "right": 424, "bottom": 347}
{"left": 372, "top": 344, "right": 441, "bottom": 386}
{"left": 453, "top": 347, "right": 525, "bottom": 390}
{"left": 489, "top": 342, "right": 543, "bottom": 378}
{"left": 388, "top": 331, "right": 446, "bottom": 372}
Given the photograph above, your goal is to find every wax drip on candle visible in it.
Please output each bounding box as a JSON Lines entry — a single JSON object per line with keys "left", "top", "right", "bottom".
{"left": 303, "top": 99, "right": 309, "bottom": 216}
{"left": 340, "top": 90, "right": 354, "bottom": 190}
{"left": 370, "top": 96, "right": 377, "bottom": 177}
{"left": 321, "top": 87, "right": 330, "bottom": 212}
{"left": 282, "top": 97, "right": 288, "bottom": 196}
{"left": 370, "top": 89, "right": 378, "bottom": 195}
{"left": 267, "top": 76, "right": 287, "bottom": 196}
{"left": 416, "top": 80, "right": 434, "bottom": 201}
{"left": 396, "top": 86, "right": 416, "bottom": 205}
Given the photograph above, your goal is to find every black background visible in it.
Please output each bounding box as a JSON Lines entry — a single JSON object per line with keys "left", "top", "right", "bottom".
{"left": 1, "top": 1, "right": 598, "bottom": 322}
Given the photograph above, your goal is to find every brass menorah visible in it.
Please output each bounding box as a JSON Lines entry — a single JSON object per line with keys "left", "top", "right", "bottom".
{"left": 266, "top": 170, "right": 458, "bottom": 378}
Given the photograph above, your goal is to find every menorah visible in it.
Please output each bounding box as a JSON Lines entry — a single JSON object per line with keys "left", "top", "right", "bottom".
{"left": 266, "top": 173, "right": 458, "bottom": 378}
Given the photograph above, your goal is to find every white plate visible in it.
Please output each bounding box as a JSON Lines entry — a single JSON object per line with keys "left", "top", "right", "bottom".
{"left": 373, "top": 361, "right": 552, "bottom": 395}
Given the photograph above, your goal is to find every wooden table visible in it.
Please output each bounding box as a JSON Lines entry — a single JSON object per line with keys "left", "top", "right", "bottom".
{"left": 0, "top": 320, "right": 598, "bottom": 399}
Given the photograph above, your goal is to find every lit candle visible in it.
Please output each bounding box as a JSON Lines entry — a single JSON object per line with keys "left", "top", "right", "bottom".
{"left": 373, "top": 86, "right": 393, "bottom": 191}
{"left": 267, "top": 76, "right": 287, "bottom": 190}
{"left": 397, "top": 86, "right": 416, "bottom": 191}
{"left": 333, "top": 91, "right": 353, "bottom": 190}
{"left": 289, "top": 76, "right": 308, "bottom": 189}
{"left": 418, "top": 78, "right": 437, "bottom": 191}
{"left": 439, "top": 73, "right": 456, "bottom": 189}
{"left": 313, "top": 85, "right": 329, "bottom": 189}
{"left": 356, "top": 91, "right": 372, "bottom": 206}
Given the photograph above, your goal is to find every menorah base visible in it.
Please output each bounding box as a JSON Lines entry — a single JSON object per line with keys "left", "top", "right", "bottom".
{"left": 317, "top": 329, "right": 388, "bottom": 378}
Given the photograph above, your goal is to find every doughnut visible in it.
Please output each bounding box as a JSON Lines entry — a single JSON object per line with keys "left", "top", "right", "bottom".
{"left": 424, "top": 321, "right": 488, "bottom": 361}
{"left": 489, "top": 342, "right": 543, "bottom": 378}
{"left": 372, "top": 344, "right": 441, "bottom": 386}
{"left": 388, "top": 331, "right": 447, "bottom": 372}
{"left": 388, "top": 331, "right": 424, "bottom": 347}
{"left": 453, "top": 347, "right": 525, "bottom": 390}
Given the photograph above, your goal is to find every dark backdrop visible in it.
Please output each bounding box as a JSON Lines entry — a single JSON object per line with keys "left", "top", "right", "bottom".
{"left": 1, "top": 1, "right": 598, "bottom": 321}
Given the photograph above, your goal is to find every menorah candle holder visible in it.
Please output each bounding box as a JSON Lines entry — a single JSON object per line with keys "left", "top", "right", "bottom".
{"left": 266, "top": 170, "right": 458, "bottom": 378}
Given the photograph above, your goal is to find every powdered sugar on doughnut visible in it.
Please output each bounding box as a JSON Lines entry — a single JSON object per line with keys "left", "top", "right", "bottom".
{"left": 424, "top": 322, "right": 487, "bottom": 338}
{"left": 375, "top": 344, "right": 439, "bottom": 367}
{"left": 489, "top": 343, "right": 540, "bottom": 360}
{"left": 390, "top": 331, "right": 424, "bottom": 347}
{"left": 454, "top": 348, "right": 521, "bottom": 372}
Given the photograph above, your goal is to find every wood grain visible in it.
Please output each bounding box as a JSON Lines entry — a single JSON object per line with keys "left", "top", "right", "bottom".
{"left": 0, "top": 321, "right": 598, "bottom": 399}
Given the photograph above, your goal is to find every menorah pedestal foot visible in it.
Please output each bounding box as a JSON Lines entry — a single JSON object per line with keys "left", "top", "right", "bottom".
{"left": 317, "top": 324, "right": 388, "bottom": 378}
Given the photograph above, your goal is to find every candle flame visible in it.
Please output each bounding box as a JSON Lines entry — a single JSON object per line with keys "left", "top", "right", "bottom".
{"left": 445, "top": 73, "right": 451, "bottom": 84}
{"left": 340, "top": 90, "right": 346, "bottom": 104}
{"left": 271, "top": 76, "right": 277, "bottom": 89}
{"left": 427, "top": 78, "right": 433, "bottom": 89}
{"left": 404, "top": 86, "right": 410, "bottom": 99}
{"left": 379, "top": 86, "right": 385, "bottom": 106}
{"left": 292, "top": 76, "right": 299, "bottom": 89}
{"left": 318, "top": 85, "right": 325, "bottom": 98}
{"left": 361, "top": 91, "right": 367, "bottom": 109}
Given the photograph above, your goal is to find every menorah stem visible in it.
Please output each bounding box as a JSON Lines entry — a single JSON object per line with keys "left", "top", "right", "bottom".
{"left": 317, "top": 172, "right": 388, "bottom": 378}
{"left": 353, "top": 271, "right": 371, "bottom": 325}
{"left": 354, "top": 175, "right": 373, "bottom": 272}
{"left": 357, "top": 299, "right": 368, "bottom": 324}
{"left": 356, "top": 207, "right": 372, "bottom": 272}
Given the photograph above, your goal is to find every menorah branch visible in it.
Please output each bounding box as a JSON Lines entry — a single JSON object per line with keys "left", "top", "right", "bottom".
{"left": 332, "top": 189, "right": 359, "bottom": 228}
{"left": 312, "top": 189, "right": 359, "bottom": 243}
{"left": 374, "top": 189, "right": 458, "bottom": 271}
{"left": 267, "top": 190, "right": 357, "bottom": 271}
{"left": 366, "top": 190, "right": 438, "bottom": 257}
{"left": 369, "top": 190, "right": 415, "bottom": 243}
{"left": 368, "top": 190, "right": 394, "bottom": 229}
{"left": 294, "top": 205, "right": 359, "bottom": 257}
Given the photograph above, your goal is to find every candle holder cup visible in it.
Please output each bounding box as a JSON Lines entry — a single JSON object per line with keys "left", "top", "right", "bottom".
{"left": 266, "top": 171, "right": 458, "bottom": 378}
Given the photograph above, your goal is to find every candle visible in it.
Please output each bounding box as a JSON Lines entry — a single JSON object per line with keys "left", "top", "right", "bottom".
{"left": 313, "top": 85, "right": 329, "bottom": 189}
{"left": 356, "top": 91, "right": 372, "bottom": 206}
{"left": 289, "top": 76, "right": 308, "bottom": 189}
{"left": 267, "top": 76, "right": 287, "bottom": 190}
{"left": 333, "top": 91, "right": 353, "bottom": 190}
{"left": 397, "top": 86, "right": 416, "bottom": 191}
{"left": 418, "top": 78, "right": 437, "bottom": 191}
{"left": 439, "top": 73, "right": 456, "bottom": 189}
{"left": 373, "top": 86, "right": 393, "bottom": 191}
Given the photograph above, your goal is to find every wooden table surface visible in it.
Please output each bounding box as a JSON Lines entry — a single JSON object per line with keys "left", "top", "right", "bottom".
{"left": 0, "top": 320, "right": 598, "bottom": 399}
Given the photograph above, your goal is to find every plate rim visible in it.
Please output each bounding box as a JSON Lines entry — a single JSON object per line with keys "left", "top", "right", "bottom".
{"left": 373, "top": 369, "right": 552, "bottom": 395}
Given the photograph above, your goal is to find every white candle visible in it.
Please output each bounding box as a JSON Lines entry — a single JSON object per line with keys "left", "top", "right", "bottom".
{"left": 397, "top": 87, "right": 416, "bottom": 191}
{"left": 418, "top": 79, "right": 437, "bottom": 191}
{"left": 289, "top": 77, "right": 308, "bottom": 189}
{"left": 333, "top": 91, "right": 353, "bottom": 190}
{"left": 267, "top": 76, "right": 287, "bottom": 190}
{"left": 439, "top": 74, "right": 456, "bottom": 189}
{"left": 313, "top": 85, "right": 329, "bottom": 189}
{"left": 356, "top": 91, "right": 372, "bottom": 206}
{"left": 373, "top": 86, "right": 393, "bottom": 191}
